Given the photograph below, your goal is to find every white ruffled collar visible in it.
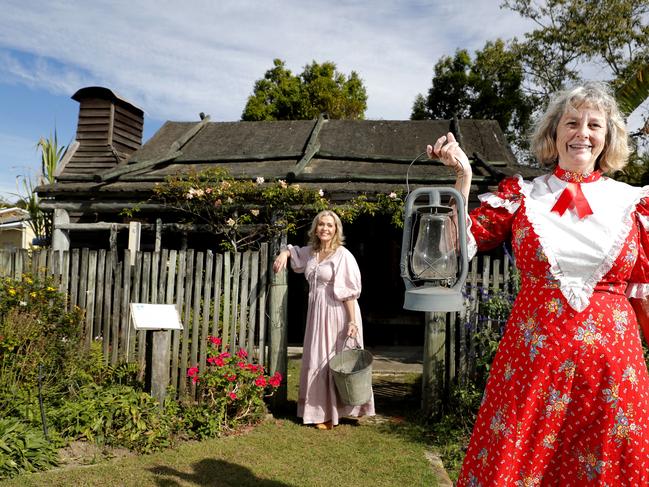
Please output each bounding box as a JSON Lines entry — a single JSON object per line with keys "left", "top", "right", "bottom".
{"left": 520, "top": 174, "right": 648, "bottom": 312}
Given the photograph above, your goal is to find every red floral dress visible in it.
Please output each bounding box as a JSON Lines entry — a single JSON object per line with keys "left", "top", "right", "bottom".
{"left": 457, "top": 168, "right": 649, "bottom": 486}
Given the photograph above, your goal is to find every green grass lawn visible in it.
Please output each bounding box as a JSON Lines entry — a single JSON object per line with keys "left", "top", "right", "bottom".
{"left": 0, "top": 359, "right": 444, "bottom": 487}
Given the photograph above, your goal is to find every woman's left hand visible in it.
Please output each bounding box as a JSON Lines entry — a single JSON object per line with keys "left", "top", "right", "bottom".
{"left": 347, "top": 323, "right": 358, "bottom": 338}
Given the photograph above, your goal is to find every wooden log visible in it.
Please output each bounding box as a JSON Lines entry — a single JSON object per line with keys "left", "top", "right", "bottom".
{"left": 0, "top": 251, "right": 11, "bottom": 278}
{"left": 111, "top": 264, "right": 122, "bottom": 365}
{"left": 238, "top": 251, "right": 250, "bottom": 350}
{"left": 120, "top": 251, "right": 133, "bottom": 362}
{"left": 79, "top": 248, "right": 90, "bottom": 341}
{"left": 422, "top": 312, "right": 446, "bottom": 415}
{"left": 102, "top": 251, "right": 115, "bottom": 362}
{"left": 151, "top": 251, "right": 160, "bottom": 304}
{"left": 156, "top": 249, "right": 169, "bottom": 304}
{"left": 190, "top": 252, "right": 204, "bottom": 382}
{"left": 268, "top": 234, "right": 288, "bottom": 404}
{"left": 179, "top": 249, "right": 194, "bottom": 396}
{"left": 138, "top": 252, "right": 152, "bottom": 374}
{"left": 172, "top": 250, "right": 186, "bottom": 393}
{"left": 221, "top": 252, "right": 232, "bottom": 351}
{"left": 230, "top": 252, "right": 241, "bottom": 350}
{"left": 131, "top": 252, "right": 143, "bottom": 374}
{"left": 30, "top": 249, "right": 39, "bottom": 276}
{"left": 200, "top": 251, "right": 213, "bottom": 371}
{"left": 212, "top": 253, "right": 223, "bottom": 338}
{"left": 94, "top": 250, "right": 106, "bottom": 338}
{"left": 37, "top": 250, "right": 47, "bottom": 278}
{"left": 69, "top": 249, "right": 80, "bottom": 305}
{"left": 16, "top": 250, "right": 27, "bottom": 279}
{"left": 85, "top": 250, "right": 98, "bottom": 342}
{"left": 61, "top": 251, "right": 70, "bottom": 303}
{"left": 150, "top": 330, "right": 171, "bottom": 405}
{"left": 247, "top": 251, "right": 259, "bottom": 358}
{"left": 257, "top": 243, "right": 269, "bottom": 367}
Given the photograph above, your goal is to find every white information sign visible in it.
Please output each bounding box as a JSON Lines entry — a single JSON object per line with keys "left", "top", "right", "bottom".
{"left": 130, "top": 303, "right": 183, "bottom": 331}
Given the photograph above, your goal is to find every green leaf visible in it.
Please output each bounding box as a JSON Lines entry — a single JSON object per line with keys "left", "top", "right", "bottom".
{"left": 615, "top": 63, "right": 649, "bottom": 116}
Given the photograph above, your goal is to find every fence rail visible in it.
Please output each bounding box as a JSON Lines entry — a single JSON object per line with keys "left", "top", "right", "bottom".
{"left": 0, "top": 245, "right": 270, "bottom": 398}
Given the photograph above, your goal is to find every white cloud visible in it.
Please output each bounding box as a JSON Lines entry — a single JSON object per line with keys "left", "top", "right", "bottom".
{"left": 0, "top": 0, "right": 535, "bottom": 122}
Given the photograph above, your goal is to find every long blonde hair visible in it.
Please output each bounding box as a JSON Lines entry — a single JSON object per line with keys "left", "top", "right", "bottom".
{"left": 307, "top": 210, "right": 345, "bottom": 252}
{"left": 530, "top": 81, "right": 630, "bottom": 173}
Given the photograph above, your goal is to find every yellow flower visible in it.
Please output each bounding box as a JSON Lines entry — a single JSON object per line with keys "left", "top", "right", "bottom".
{"left": 8, "top": 288, "right": 16, "bottom": 296}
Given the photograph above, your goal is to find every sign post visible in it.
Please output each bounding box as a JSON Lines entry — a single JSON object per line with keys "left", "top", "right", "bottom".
{"left": 130, "top": 303, "right": 183, "bottom": 404}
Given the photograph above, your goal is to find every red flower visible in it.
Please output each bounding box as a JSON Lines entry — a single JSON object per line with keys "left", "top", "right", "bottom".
{"left": 269, "top": 371, "right": 282, "bottom": 388}
{"left": 255, "top": 376, "right": 267, "bottom": 387}
{"left": 237, "top": 361, "right": 246, "bottom": 368}
{"left": 187, "top": 366, "right": 199, "bottom": 377}
{"left": 228, "top": 392, "right": 237, "bottom": 400}
{"left": 226, "top": 374, "right": 237, "bottom": 382}
{"left": 215, "top": 357, "right": 225, "bottom": 367}
{"left": 192, "top": 375, "right": 200, "bottom": 384}
{"left": 247, "top": 364, "right": 259, "bottom": 373}
{"left": 236, "top": 348, "right": 248, "bottom": 359}
{"left": 208, "top": 336, "right": 222, "bottom": 346}
{"left": 207, "top": 356, "right": 217, "bottom": 365}
{"left": 219, "top": 352, "right": 231, "bottom": 359}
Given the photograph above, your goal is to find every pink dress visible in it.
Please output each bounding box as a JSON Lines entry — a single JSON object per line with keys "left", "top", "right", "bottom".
{"left": 457, "top": 170, "right": 649, "bottom": 486}
{"left": 288, "top": 244, "right": 376, "bottom": 425}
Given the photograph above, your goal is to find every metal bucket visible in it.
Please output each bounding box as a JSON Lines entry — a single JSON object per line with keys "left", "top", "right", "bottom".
{"left": 329, "top": 340, "right": 373, "bottom": 406}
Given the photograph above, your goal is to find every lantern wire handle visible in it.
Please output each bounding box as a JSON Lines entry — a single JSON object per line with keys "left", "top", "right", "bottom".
{"left": 405, "top": 151, "right": 428, "bottom": 196}
{"left": 405, "top": 151, "right": 464, "bottom": 197}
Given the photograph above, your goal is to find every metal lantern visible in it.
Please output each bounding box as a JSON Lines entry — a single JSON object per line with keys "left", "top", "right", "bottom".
{"left": 400, "top": 187, "right": 468, "bottom": 312}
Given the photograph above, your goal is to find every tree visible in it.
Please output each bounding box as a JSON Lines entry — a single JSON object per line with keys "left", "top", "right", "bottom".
{"left": 242, "top": 59, "right": 368, "bottom": 121}
{"left": 412, "top": 40, "right": 535, "bottom": 154}
{"left": 17, "top": 131, "right": 66, "bottom": 245}
{"left": 502, "top": 0, "right": 649, "bottom": 102}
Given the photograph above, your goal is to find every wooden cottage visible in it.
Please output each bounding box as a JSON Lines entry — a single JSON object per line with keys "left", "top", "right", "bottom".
{"left": 38, "top": 86, "right": 543, "bottom": 345}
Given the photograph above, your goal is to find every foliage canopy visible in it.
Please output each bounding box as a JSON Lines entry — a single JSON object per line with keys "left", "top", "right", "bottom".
{"left": 242, "top": 59, "right": 368, "bottom": 121}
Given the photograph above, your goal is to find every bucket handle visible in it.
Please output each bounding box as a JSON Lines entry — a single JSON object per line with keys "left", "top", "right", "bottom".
{"left": 343, "top": 335, "right": 362, "bottom": 351}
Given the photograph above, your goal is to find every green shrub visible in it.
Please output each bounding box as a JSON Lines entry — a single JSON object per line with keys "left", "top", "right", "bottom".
{"left": 49, "top": 383, "right": 173, "bottom": 454}
{"left": 0, "top": 274, "right": 84, "bottom": 399}
{"left": 0, "top": 418, "right": 58, "bottom": 479}
{"left": 182, "top": 336, "right": 282, "bottom": 438}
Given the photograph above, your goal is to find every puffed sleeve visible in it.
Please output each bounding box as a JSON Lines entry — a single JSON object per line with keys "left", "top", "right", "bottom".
{"left": 627, "top": 197, "right": 649, "bottom": 298}
{"left": 332, "top": 247, "right": 362, "bottom": 302}
{"left": 287, "top": 244, "right": 312, "bottom": 274}
{"left": 467, "top": 175, "right": 523, "bottom": 259}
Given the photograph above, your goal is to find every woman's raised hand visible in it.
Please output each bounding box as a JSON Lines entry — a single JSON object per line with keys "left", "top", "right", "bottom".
{"left": 427, "top": 132, "right": 471, "bottom": 177}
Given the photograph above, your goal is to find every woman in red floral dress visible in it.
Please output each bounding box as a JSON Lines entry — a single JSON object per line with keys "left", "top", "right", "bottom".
{"left": 429, "top": 82, "right": 649, "bottom": 485}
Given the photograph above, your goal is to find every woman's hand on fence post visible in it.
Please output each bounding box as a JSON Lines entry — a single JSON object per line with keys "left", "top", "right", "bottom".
{"left": 272, "top": 250, "right": 289, "bottom": 273}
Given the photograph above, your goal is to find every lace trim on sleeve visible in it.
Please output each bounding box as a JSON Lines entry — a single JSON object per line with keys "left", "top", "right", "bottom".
{"left": 477, "top": 175, "right": 524, "bottom": 214}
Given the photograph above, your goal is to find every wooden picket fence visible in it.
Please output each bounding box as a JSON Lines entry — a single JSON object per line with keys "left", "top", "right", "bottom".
{"left": 446, "top": 253, "right": 518, "bottom": 389}
{"left": 0, "top": 245, "right": 270, "bottom": 398}
{"left": 0, "top": 245, "right": 516, "bottom": 409}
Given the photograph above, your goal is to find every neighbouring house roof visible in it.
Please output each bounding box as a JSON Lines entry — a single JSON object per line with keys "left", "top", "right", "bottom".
{"left": 0, "top": 207, "right": 30, "bottom": 224}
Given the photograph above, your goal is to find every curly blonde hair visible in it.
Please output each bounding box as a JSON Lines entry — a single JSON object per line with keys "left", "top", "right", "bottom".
{"left": 530, "top": 81, "right": 630, "bottom": 173}
{"left": 307, "top": 210, "right": 345, "bottom": 251}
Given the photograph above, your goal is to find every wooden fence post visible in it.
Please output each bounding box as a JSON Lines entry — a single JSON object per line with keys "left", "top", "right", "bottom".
{"left": 422, "top": 311, "right": 447, "bottom": 415}
{"left": 268, "top": 232, "right": 288, "bottom": 404}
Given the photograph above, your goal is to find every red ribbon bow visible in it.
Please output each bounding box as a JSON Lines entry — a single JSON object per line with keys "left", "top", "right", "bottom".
{"left": 551, "top": 182, "right": 593, "bottom": 218}
{"left": 550, "top": 167, "right": 601, "bottom": 219}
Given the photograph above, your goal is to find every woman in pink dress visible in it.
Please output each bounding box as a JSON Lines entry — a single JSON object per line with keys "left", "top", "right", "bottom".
{"left": 273, "top": 210, "right": 375, "bottom": 430}
{"left": 430, "top": 82, "right": 649, "bottom": 485}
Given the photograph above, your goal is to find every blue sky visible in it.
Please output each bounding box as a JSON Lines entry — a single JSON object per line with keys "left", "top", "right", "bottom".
{"left": 0, "top": 1, "right": 645, "bottom": 204}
